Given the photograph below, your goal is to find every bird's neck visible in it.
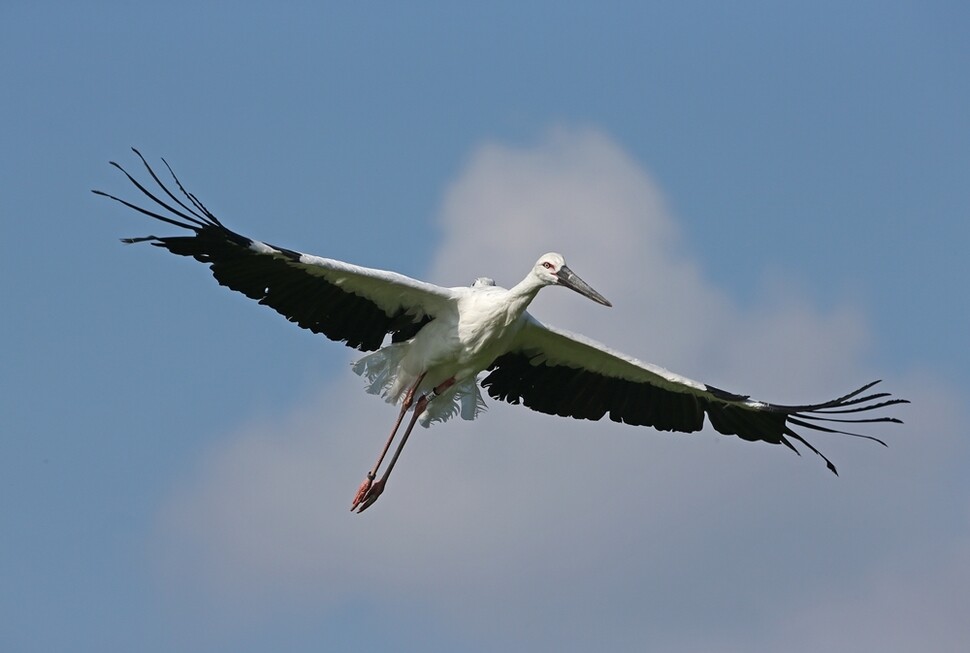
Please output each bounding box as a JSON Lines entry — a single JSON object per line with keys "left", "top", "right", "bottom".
{"left": 505, "top": 275, "right": 544, "bottom": 317}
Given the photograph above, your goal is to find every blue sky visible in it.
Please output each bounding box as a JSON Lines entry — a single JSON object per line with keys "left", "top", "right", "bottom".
{"left": 2, "top": 3, "right": 968, "bottom": 651}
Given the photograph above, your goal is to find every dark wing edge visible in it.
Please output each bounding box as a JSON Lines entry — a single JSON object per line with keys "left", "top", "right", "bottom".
{"left": 481, "top": 320, "right": 908, "bottom": 475}
{"left": 702, "top": 380, "right": 908, "bottom": 475}
{"left": 93, "top": 148, "right": 433, "bottom": 351}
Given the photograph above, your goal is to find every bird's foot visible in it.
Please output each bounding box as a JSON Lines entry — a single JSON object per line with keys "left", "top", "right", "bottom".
{"left": 350, "top": 473, "right": 375, "bottom": 511}
{"left": 353, "top": 477, "right": 386, "bottom": 514}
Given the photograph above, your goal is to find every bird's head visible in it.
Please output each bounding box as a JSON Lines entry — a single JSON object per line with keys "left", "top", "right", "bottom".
{"left": 533, "top": 252, "right": 612, "bottom": 307}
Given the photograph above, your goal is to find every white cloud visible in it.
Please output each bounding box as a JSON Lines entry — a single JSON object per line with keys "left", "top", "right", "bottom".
{"left": 152, "top": 127, "right": 966, "bottom": 651}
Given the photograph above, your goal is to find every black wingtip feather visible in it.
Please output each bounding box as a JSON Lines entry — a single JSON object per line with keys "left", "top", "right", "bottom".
{"left": 704, "top": 378, "right": 906, "bottom": 473}
{"left": 784, "top": 428, "right": 840, "bottom": 475}
{"left": 777, "top": 380, "right": 904, "bottom": 465}
{"left": 96, "top": 150, "right": 435, "bottom": 353}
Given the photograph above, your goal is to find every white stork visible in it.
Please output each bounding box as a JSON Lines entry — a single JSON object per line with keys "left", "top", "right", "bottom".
{"left": 94, "top": 149, "right": 908, "bottom": 513}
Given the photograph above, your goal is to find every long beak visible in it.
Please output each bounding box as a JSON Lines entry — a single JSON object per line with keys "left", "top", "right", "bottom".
{"left": 556, "top": 265, "right": 612, "bottom": 307}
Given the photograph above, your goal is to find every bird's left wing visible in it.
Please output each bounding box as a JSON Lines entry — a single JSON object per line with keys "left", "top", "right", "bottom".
{"left": 94, "top": 149, "right": 455, "bottom": 351}
{"left": 481, "top": 315, "right": 907, "bottom": 473}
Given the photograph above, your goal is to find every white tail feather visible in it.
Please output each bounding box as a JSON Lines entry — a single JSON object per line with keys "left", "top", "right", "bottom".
{"left": 351, "top": 345, "right": 409, "bottom": 398}
{"left": 421, "top": 378, "right": 488, "bottom": 427}
{"left": 352, "top": 348, "right": 487, "bottom": 427}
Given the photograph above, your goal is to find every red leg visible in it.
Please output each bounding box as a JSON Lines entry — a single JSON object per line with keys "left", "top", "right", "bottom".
{"left": 355, "top": 377, "right": 455, "bottom": 513}
{"left": 350, "top": 373, "right": 425, "bottom": 511}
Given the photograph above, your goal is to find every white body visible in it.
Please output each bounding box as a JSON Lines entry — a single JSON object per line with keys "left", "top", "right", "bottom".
{"left": 354, "top": 275, "right": 546, "bottom": 425}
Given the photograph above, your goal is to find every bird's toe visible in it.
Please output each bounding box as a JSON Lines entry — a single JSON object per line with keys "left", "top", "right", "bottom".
{"left": 350, "top": 474, "right": 375, "bottom": 511}
{"left": 355, "top": 478, "right": 386, "bottom": 513}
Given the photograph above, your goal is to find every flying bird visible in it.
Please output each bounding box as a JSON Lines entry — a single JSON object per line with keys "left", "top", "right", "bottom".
{"left": 94, "top": 149, "right": 908, "bottom": 512}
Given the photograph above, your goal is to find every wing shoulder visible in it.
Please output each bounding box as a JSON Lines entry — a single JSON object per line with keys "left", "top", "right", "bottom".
{"left": 482, "top": 316, "right": 712, "bottom": 431}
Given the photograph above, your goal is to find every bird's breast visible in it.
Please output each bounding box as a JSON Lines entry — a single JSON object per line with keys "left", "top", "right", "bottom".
{"left": 455, "top": 296, "right": 526, "bottom": 361}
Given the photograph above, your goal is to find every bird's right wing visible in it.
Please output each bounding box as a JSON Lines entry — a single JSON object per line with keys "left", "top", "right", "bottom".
{"left": 481, "top": 315, "right": 908, "bottom": 474}
{"left": 94, "top": 149, "right": 456, "bottom": 351}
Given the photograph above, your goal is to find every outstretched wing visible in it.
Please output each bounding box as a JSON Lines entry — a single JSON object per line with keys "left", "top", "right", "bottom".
{"left": 481, "top": 315, "right": 908, "bottom": 474}
{"left": 94, "top": 149, "right": 453, "bottom": 351}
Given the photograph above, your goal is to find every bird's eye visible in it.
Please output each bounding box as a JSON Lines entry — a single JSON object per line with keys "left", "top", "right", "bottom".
{"left": 542, "top": 262, "right": 554, "bottom": 270}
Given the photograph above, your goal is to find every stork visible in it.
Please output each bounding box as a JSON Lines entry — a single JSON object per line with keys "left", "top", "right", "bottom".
{"left": 94, "top": 150, "right": 908, "bottom": 513}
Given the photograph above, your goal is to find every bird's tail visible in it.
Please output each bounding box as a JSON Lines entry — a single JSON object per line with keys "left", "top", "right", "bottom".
{"left": 352, "top": 347, "right": 488, "bottom": 427}
{"left": 351, "top": 344, "right": 410, "bottom": 400}
{"left": 420, "top": 378, "right": 488, "bottom": 427}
